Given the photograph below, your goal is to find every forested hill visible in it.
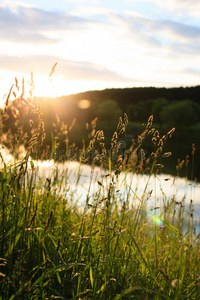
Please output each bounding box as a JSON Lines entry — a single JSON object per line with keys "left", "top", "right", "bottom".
{"left": 56, "top": 85, "right": 200, "bottom": 108}
{"left": 7, "top": 84, "right": 200, "bottom": 128}
{"left": 34, "top": 85, "right": 200, "bottom": 125}
{"left": 3, "top": 84, "right": 200, "bottom": 178}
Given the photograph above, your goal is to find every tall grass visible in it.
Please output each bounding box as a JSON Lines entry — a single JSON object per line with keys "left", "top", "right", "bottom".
{"left": 0, "top": 79, "right": 200, "bottom": 299}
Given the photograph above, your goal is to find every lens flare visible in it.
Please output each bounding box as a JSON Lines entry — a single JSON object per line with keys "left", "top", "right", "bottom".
{"left": 78, "top": 99, "right": 91, "bottom": 109}
{"left": 152, "top": 215, "right": 165, "bottom": 228}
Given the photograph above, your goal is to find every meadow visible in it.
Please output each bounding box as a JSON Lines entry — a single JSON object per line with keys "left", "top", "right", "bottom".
{"left": 1, "top": 82, "right": 200, "bottom": 299}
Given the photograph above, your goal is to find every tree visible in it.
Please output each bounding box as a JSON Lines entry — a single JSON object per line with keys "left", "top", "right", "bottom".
{"left": 150, "top": 98, "right": 169, "bottom": 123}
{"left": 159, "top": 100, "right": 200, "bottom": 130}
{"left": 96, "top": 100, "right": 122, "bottom": 122}
{"left": 126, "top": 103, "right": 136, "bottom": 122}
{"left": 126, "top": 100, "right": 153, "bottom": 122}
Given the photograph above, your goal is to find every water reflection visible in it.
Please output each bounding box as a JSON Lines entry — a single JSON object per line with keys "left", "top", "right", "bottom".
{"left": 33, "top": 160, "right": 200, "bottom": 208}
{"left": 1, "top": 146, "right": 200, "bottom": 225}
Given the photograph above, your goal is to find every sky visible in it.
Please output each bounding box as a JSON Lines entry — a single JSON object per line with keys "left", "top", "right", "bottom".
{"left": 0, "top": 0, "right": 200, "bottom": 103}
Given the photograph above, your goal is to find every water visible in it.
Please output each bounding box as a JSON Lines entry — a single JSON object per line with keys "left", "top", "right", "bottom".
{"left": 33, "top": 159, "right": 200, "bottom": 211}
{"left": 1, "top": 146, "right": 200, "bottom": 227}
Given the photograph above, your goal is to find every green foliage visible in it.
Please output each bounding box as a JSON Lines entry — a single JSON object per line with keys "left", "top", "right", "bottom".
{"left": 96, "top": 99, "right": 123, "bottom": 122}
{"left": 3, "top": 85, "right": 200, "bottom": 177}
{"left": 1, "top": 80, "right": 200, "bottom": 299}
{"left": 151, "top": 98, "right": 169, "bottom": 123}
{"left": 126, "top": 100, "right": 153, "bottom": 122}
{"left": 126, "top": 102, "right": 136, "bottom": 121}
{"left": 0, "top": 140, "right": 200, "bottom": 299}
{"left": 160, "top": 100, "right": 200, "bottom": 130}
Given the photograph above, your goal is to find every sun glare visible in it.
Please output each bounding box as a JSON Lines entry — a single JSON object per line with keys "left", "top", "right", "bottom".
{"left": 33, "top": 76, "right": 65, "bottom": 98}
{"left": 0, "top": 70, "right": 129, "bottom": 108}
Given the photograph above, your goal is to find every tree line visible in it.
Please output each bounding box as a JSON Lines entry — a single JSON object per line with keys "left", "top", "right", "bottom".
{"left": 2, "top": 85, "right": 200, "bottom": 178}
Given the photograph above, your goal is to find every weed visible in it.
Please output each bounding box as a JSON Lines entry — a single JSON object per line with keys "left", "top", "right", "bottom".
{"left": 0, "top": 78, "right": 200, "bottom": 299}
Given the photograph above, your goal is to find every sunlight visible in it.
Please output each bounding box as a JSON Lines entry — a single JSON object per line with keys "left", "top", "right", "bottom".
{"left": 33, "top": 75, "right": 66, "bottom": 98}
{"left": 0, "top": 71, "right": 115, "bottom": 107}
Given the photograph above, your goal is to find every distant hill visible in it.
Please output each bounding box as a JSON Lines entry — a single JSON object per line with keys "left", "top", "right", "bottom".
{"left": 33, "top": 85, "right": 200, "bottom": 124}
{"left": 54, "top": 85, "right": 200, "bottom": 109}
{"left": 2, "top": 85, "right": 200, "bottom": 179}
{"left": 5, "top": 84, "right": 200, "bottom": 126}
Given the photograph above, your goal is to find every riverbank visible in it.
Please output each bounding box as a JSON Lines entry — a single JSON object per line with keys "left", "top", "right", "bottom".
{"left": 1, "top": 152, "right": 200, "bottom": 299}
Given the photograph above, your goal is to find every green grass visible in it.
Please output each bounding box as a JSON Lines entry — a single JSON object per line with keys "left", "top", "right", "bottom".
{"left": 1, "top": 157, "right": 200, "bottom": 300}
{"left": 1, "top": 89, "right": 200, "bottom": 299}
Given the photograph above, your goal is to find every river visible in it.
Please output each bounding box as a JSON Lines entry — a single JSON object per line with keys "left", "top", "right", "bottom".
{"left": 1, "top": 146, "right": 200, "bottom": 228}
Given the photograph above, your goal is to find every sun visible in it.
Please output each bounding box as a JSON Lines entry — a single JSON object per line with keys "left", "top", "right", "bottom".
{"left": 33, "top": 75, "right": 67, "bottom": 98}
{"left": 0, "top": 70, "right": 108, "bottom": 107}
{"left": 32, "top": 75, "right": 91, "bottom": 98}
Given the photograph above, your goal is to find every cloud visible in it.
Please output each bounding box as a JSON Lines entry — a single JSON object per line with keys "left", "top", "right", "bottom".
{"left": 0, "top": 54, "right": 132, "bottom": 82}
{"left": 123, "top": 12, "right": 200, "bottom": 55}
{"left": 0, "top": 3, "right": 92, "bottom": 44}
{"left": 123, "top": 14, "right": 162, "bottom": 48}
{"left": 0, "top": 29, "right": 57, "bottom": 44}
{"left": 154, "top": 20, "right": 200, "bottom": 56}
{"left": 155, "top": 20, "right": 200, "bottom": 41}
{"left": 0, "top": 1, "right": 200, "bottom": 90}
{"left": 64, "top": 0, "right": 100, "bottom": 4}
{"left": 132, "top": 0, "right": 200, "bottom": 18}
{"left": 2, "top": 1, "right": 199, "bottom": 54}
{"left": 183, "top": 68, "right": 200, "bottom": 76}
{"left": 168, "top": 41, "right": 200, "bottom": 57}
